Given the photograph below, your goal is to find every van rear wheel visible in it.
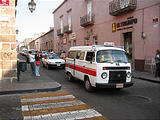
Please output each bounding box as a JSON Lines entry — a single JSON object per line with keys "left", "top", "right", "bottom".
{"left": 85, "top": 77, "right": 94, "bottom": 92}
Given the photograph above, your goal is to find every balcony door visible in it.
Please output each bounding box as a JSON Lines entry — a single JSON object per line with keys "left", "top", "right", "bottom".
{"left": 60, "top": 16, "right": 63, "bottom": 34}
{"left": 87, "top": 1, "right": 92, "bottom": 21}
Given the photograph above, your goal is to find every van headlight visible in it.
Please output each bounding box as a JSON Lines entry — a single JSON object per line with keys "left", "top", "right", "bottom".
{"left": 127, "top": 72, "right": 131, "bottom": 78}
{"left": 101, "top": 72, "right": 108, "bottom": 79}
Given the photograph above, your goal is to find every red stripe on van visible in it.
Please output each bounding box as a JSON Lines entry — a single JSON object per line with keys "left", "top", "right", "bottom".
{"left": 66, "top": 63, "right": 96, "bottom": 77}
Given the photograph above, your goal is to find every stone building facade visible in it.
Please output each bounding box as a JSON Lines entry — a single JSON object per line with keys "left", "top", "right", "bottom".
{"left": 39, "top": 29, "right": 54, "bottom": 52}
{"left": 29, "top": 40, "right": 36, "bottom": 50}
{"left": 29, "top": 29, "right": 54, "bottom": 52}
{"left": 53, "top": 0, "right": 160, "bottom": 71}
{"left": 0, "top": 0, "right": 17, "bottom": 80}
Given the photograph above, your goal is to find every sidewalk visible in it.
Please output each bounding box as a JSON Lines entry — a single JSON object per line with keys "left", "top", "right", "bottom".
{"left": 132, "top": 70, "right": 160, "bottom": 83}
{"left": 0, "top": 64, "right": 61, "bottom": 95}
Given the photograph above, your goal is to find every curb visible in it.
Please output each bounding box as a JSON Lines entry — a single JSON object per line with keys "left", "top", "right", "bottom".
{"left": 0, "top": 84, "right": 61, "bottom": 95}
{"left": 132, "top": 76, "right": 160, "bottom": 84}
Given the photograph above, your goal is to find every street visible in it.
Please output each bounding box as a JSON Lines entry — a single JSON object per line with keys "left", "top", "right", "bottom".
{"left": 44, "top": 67, "right": 160, "bottom": 120}
{"left": 0, "top": 66, "right": 160, "bottom": 120}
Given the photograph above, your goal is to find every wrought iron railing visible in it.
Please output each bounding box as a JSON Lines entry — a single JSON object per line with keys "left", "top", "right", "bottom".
{"left": 64, "top": 25, "right": 72, "bottom": 34}
{"left": 57, "top": 28, "right": 63, "bottom": 36}
{"left": 109, "top": 0, "right": 137, "bottom": 16}
{"left": 80, "top": 13, "right": 95, "bottom": 27}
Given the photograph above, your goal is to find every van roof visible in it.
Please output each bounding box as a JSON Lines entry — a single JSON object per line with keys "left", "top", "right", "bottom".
{"left": 69, "top": 45, "right": 125, "bottom": 52}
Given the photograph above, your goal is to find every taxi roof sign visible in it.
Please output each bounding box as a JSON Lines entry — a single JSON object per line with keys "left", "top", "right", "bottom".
{"left": 104, "top": 42, "right": 115, "bottom": 47}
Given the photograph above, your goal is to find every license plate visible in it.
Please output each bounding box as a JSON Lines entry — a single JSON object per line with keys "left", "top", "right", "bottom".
{"left": 116, "top": 83, "right": 123, "bottom": 88}
{"left": 57, "top": 64, "right": 60, "bottom": 66}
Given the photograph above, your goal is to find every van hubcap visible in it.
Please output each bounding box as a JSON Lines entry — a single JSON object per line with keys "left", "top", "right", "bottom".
{"left": 85, "top": 80, "right": 90, "bottom": 89}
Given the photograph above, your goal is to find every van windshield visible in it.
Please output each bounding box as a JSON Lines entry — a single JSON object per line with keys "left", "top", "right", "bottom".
{"left": 96, "top": 50, "right": 128, "bottom": 63}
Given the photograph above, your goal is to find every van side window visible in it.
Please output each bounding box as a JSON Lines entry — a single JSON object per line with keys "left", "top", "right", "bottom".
{"left": 76, "top": 51, "right": 81, "bottom": 59}
{"left": 79, "top": 52, "right": 85, "bottom": 60}
{"left": 86, "top": 52, "right": 95, "bottom": 62}
{"left": 68, "top": 51, "right": 76, "bottom": 59}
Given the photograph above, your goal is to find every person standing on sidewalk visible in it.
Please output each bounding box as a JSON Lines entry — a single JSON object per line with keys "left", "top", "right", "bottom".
{"left": 60, "top": 51, "right": 66, "bottom": 60}
{"left": 35, "top": 51, "right": 40, "bottom": 77}
{"left": 155, "top": 49, "right": 160, "bottom": 78}
{"left": 28, "top": 51, "right": 35, "bottom": 75}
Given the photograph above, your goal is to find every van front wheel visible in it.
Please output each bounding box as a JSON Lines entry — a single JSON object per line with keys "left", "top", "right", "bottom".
{"left": 66, "top": 73, "right": 74, "bottom": 82}
{"left": 85, "top": 77, "right": 94, "bottom": 92}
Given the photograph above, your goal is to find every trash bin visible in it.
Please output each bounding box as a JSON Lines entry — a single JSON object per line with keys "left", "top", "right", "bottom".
{"left": 19, "top": 60, "right": 27, "bottom": 72}
{"left": 17, "top": 60, "right": 27, "bottom": 81}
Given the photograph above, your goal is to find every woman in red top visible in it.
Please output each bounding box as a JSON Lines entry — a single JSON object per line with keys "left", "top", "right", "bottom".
{"left": 35, "top": 51, "right": 40, "bottom": 77}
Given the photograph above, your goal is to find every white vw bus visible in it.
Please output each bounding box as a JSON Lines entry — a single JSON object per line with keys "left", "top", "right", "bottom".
{"left": 65, "top": 44, "right": 133, "bottom": 91}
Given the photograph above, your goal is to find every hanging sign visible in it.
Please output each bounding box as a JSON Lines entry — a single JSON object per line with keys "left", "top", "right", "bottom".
{"left": 0, "top": 0, "right": 9, "bottom": 6}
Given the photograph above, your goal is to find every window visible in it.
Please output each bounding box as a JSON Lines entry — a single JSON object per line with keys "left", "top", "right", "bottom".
{"left": 73, "top": 40, "right": 76, "bottom": 46}
{"left": 96, "top": 50, "right": 128, "bottom": 63}
{"left": 48, "top": 55, "right": 60, "bottom": 59}
{"left": 68, "top": 41, "right": 71, "bottom": 49}
{"left": 79, "top": 52, "right": 85, "bottom": 60}
{"left": 68, "top": 11, "right": 72, "bottom": 31}
{"left": 68, "top": 51, "right": 76, "bottom": 58}
{"left": 60, "top": 16, "right": 63, "bottom": 33}
{"left": 93, "top": 36, "right": 98, "bottom": 45}
{"left": 87, "top": 1, "right": 92, "bottom": 21}
{"left": 87, "top": 1, "right": 92, "bottom": 15}
{"left": 86, "top": 52, "right": 95, "bottom": 62}
{"left": 76, "top": 51, "right": 81, "bottom": 59}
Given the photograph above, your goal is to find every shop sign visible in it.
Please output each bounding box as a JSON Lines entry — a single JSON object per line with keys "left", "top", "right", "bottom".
{"left": 0, "top": 0, "right": 9, "bottom": 6}
{"left": 112, "top": 16, "right": 137, "bottom": 32}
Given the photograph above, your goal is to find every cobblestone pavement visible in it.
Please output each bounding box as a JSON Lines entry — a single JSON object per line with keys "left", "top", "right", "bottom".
{"left": 20, "top": 91, "right": 108, "bottom": 120}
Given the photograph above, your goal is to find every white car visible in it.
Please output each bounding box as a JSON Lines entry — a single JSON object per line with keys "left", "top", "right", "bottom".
{"left": 42, "top": 54, "right": 65, "bottom": 69}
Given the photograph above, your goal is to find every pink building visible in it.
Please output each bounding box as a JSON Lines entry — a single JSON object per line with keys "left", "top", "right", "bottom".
{"left": 53, "top": 0, "right": 160, "bottom": 71}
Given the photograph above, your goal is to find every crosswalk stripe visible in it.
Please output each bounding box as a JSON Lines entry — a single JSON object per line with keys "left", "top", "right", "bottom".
{"left": 77, "top": 116, "right": 108, "bottom": 120}
{"left": 23, "top": 109, "right": 107, "bottom": 120}
{"left": 22, "top": 104, "right": 91, "bottom": 116}
{"left": 20, "top": 91, "right": 109, "bottom": 120}
{"left": 20, "top": 91, "right": 70, "bottom": 99}
{"left": 21, "top": 98, "right": 78, "bottom": 106}
{"left": 21, "top": 95, "right": 75, "bottom": 103}
{"left": 22, "top": 100, "right": 85, "bottom": 111}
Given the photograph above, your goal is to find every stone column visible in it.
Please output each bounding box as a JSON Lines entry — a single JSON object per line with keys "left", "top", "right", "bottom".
{"left": 0, "top": 0, "right": 17, "bottom": 81}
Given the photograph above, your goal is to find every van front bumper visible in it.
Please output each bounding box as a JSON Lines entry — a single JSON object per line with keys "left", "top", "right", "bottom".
{"left": 96, "top": 82, "right": 133, "bottom": 88}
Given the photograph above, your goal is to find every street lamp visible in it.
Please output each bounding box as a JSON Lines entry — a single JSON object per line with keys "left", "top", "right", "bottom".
{"left": 28, "top": 0, "right": 36, "bottom": 13}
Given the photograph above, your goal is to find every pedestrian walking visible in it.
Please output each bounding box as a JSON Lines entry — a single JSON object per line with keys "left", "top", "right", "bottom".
{"left": 155, "top": 49, "right": 160, "bottom": 78}
{"left": 28, "top": 51, "right": 35, "bottom": 75}
{"left": 35, "top": 51, "right": 40, "bottom": 77}
{"left": 60, "top": 51, "right": 66, "bottom": 60}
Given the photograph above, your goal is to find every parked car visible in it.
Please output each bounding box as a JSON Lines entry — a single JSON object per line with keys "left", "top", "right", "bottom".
{"left": 42, "top": 54, "right": 65, "bottom": 69}
{"left": 41, "top": 51, "right": 48, "bottom": 58}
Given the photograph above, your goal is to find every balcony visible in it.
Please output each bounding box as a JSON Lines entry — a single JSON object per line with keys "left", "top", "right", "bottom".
{"left": 109, "top": 0, "right": 137, "bottom": 16}
{"left": 64, "top": 25, "right": 72, "bottom": 34}
{"left": 80, "top": 13, "right": 95, "bottom": 27}
{"left": 57, "top": 28, "right": 63, "bottom": 36}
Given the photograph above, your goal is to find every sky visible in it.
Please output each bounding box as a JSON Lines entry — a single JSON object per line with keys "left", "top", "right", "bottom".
{"left": 16, "top": 0, "right": 64, "bottom": 42}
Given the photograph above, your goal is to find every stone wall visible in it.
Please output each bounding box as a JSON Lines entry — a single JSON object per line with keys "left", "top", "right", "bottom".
{"left": 0, "top": 0, "right": 17, "bottom": 80}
